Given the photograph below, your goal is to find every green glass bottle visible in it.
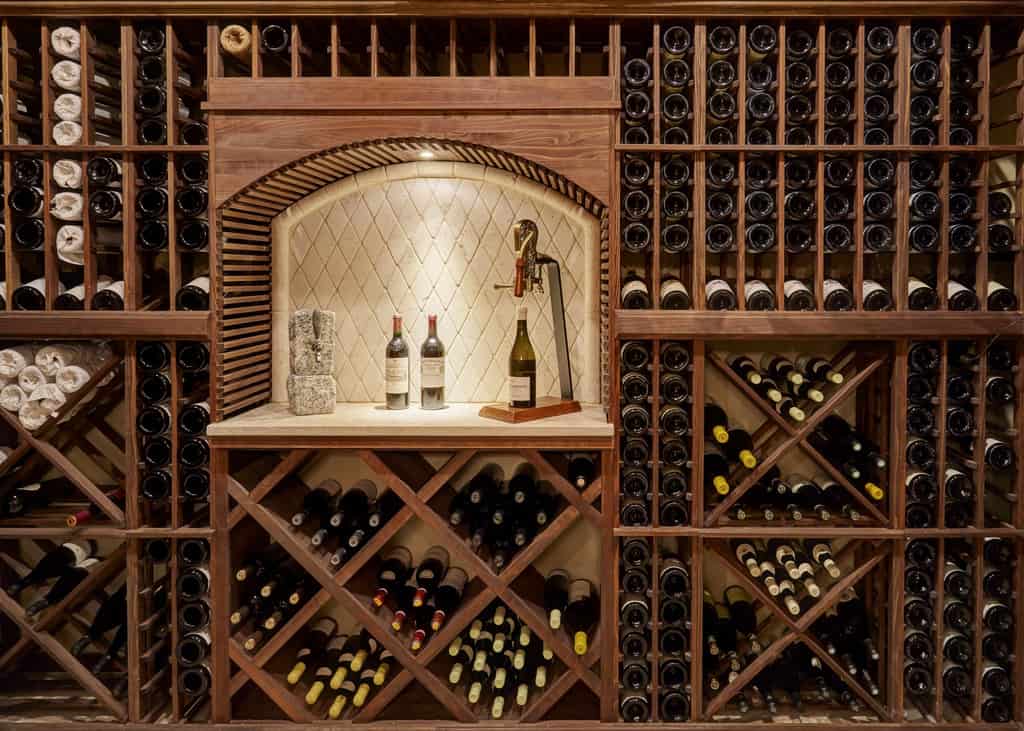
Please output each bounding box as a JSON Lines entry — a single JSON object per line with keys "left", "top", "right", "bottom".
{"left": 508, "top": 306, "right": 537, "bottom": 408}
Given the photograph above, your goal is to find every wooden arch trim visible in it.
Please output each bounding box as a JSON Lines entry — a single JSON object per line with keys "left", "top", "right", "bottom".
{"left": 215, "top": 136, "right": 611, "bottom": 421}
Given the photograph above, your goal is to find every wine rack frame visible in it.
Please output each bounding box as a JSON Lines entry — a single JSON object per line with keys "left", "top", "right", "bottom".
{"left": 0, "top": 1, "right": 1019, "bottom": 728}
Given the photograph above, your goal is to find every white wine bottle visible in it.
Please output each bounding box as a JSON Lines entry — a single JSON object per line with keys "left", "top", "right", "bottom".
{"left": 420, "top": 313, "right": 445, "bottom": 410}
{"left": 385, "top": 314, "right": 409, "bottom": 410}
{"left": 508, "top": 306, "right": 537, "bottom": 408}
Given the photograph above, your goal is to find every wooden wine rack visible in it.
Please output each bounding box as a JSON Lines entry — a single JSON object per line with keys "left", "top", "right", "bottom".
{"left": 0, "top": 2, "right": 1020, "bottom": 729}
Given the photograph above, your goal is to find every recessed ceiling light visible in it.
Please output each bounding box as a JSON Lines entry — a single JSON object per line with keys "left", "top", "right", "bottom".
{"left": 418, "top": 150, "right": 435, "bottom": 159}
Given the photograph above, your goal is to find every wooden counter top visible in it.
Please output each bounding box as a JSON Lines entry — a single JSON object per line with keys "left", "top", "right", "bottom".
{"left": 207, "top": 401, "right": 613, "bottom": 445}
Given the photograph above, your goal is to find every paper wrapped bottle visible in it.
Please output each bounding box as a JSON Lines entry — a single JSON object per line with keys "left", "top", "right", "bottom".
{"left": 287, "top": 309, "right": 337, "bottom": 415}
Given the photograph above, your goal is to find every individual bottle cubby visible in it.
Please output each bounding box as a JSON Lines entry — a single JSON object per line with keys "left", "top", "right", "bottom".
{"left": 620, "top": 153, "right": 653, "bottom": 310}
{"left": 5, "top": 20, "right": 45, "bottom": 146}
{"left": 901, "top": 536, "right": 1018, "bottom": 723}
{"left": 618, "top": 536, "right": 692, "bottom": 722}
{"left": 822, "top": 154, "right": 856, "bottom": 309}
{"left": 908, "top": 154, "right": 944, "bottom": 310}
{"left": 904, "top": 339, "right": 1020, "bottom": 529}
{"left": 705, "top": 537, "right": 890, "bottom": 721}
{"left": 659, "top": 22, "right": 695, "bottom": 145}
{"left": 743, "top": 153, "right": 779, "bottom": 310}
{"left": 619, "top": 340, "right": 694, "bottom": 528}
{"left": 824, "top": 22, "right": 857, "bottom": 146}
{"left": 987, "top": 153, "right": 1022, "bottom": 311}
{"left": 706, "top": 23, "right": 740, "bottom": 145}
{"left": 909, "top": 22, "right": 944, "bottom": 147}
{"left": 744, "top": 23, "right": 781, "bottom": 146}
{"left": 660, "top": 153, "right": 694, "bottom": 310}
{"left": 173, "top": 538, "right": 213, "bottom": 716}
{"left": 705, "top": 342, "right": 891, "bottom": 527}
{"left": 864, "top": 22, "right": 899, "bottom": 145}
{"left": 621, "top": 21, "right": 655, "bottom": 145}
{"left": 134, "top": 339, "right": 211, "bottom": 528}
{"left": 704, "top": 153, "right": 739, "bottom": 309}
{"left": 783, "top": 154, "right": 818, "bottom": 310}
{"left": 783, "top": 23, "right": 819, "bottom": 146}
{"left": 132, "top": 20, "right": 208, "bottom": 147}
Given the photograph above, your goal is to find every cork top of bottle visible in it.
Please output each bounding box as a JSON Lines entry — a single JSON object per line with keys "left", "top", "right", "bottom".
{"left": 517, "top": 305, "right": 528, "bottom": 320}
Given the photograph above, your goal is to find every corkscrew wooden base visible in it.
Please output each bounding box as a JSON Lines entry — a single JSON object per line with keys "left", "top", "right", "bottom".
{"left": 478, "top": 397, "right": 582, "bottom": 423}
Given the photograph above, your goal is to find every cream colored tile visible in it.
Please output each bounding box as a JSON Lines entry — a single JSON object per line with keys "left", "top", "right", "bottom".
{"left": 416, "top": 160, "right": 455, "bottom": 179}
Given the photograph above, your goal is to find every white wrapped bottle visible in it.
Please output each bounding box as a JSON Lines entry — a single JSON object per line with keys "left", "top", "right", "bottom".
{"left": 50, "top": 26, "right": 82, "bottom": 58}
{"left": 52, "top": 159, "right": 83, "bottom": 189}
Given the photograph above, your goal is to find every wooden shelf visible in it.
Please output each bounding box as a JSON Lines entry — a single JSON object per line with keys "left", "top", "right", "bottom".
{"left": 207, "top": 401, "right": 613, "bottom": 447}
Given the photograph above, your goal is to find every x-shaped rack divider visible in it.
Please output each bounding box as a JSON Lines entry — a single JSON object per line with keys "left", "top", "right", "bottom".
{"left": 0, "top": 352, "right": 126, "bottom": 526}
{"left": 0, "top": 542, "right": 129, "bottom": 719}
{"left": 226, "top": 446, "right": 604, "bottom": 723}
{"left": 703, "top": 539, "right": 892, "bottom": 720}
{"left": 704, "top": 345, "right": 889, "bottom": 526}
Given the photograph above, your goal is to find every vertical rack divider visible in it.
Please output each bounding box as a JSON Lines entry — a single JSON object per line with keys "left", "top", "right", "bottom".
{"left": 648, "top": 540, "right": 660, "bottom": 721}
{"left": 290, "top": 19, "right": 301, "bottom": 77}
{"left": 528, "top": 19, "right": 537, "bottom": 78}
{"left": 449, "top": 18, "right": 457, "bottom": 77}
{"left": 979, "top": 22, "right": 991, "bottom": 145}
{"left": 369, "top": 18, "right": 379, "bottom": 78}
{"left": 329, "top": 18, "right": 339, "bottom": 77}
{"left": 40, "top": 23, "right": 56, "bottom": 310}
{"left": 207, "top": 20, "right": 222, "bottom": 79}
{"left": 896, "top": 21, "right": 911, "bottom": 146}
{"left": 1017, "top": 533, "right": 1024, "bottom": 725}
{"left": 777, "top": 22, "right": 787, "bottom": 147}
{"left": 79, "top": 21, "right": 93, "bottom": 147}
{"left": 973, "top": 339, "right": 988, "bottom": 527}
{"left": 976, "top": 154, "right": 990, "bottom": 312}
{"left": 652, "top": 23, "right": 661, "bottom": 156}
{"left": 816, "top": 21, "right": 826, "bottom": 144}
{"left": 650, "top": 339, "right": 661, "bottom": 527}
{"left": 930, "top": 536, "right": 945, "bottom": 721}
{"left": 896, "top": 152, "right": 911, "bottom": 310}
{"left": 854, "top": 151, "right": 865, "bottom": 310}
{"left": 940, "top": 21, "right": 952, "bottom": 150}
{"left": 855, "top": 20, "right": 866, "bottom": 145}
{"left": 489, "top": 19, "right": 497, "bottom": 77}
{"left": 735, "top": 151, "right": 746, "bottom": 311}
{"left": 121, "top": 20, "right": 136, "bottom": 146}
{"left": 1016, "top": 340, "right": 1024, "bottom": 530}
{"left": 693, "top": 21, "right": 706, "bottom": 146}
{"left": 210, "top": 444, "right": 231, "bottom": 723}
{"left": 82, "top": 151, "right": 94, "bottom": 308}
{"left": 1, "top": 20, "right": 10, "bottom": 147}
{"left": 122, "top": 151, "right": 138, "bottom": 310}
{"left": 777, "top": 153, "right": 789, "bottom": 309}
{"left": 251, "top": 18, "right": 261, "bottom": 78}
{"left": 938, "top": 153, "right": 951, "bottom": 311}
{"left": 692, "top": 340, "right": 705, "bottom": 526}
{"left": 170, "top": 340, "right": 182, "bottom": 529}
{"left": 693, "top": 152, "right": 706, "bottom": 309}
{"left": 168, "top": 539, "right": 182, "bottom": 720}
{"left": 889, "top": 530, "right": 905, "bottom": 721}
{"left": 736, "top": 23, "right": 747, "bottom": 148}
{"left": 600, "top": 451, "right": 617, "bottom": 722}
{"left": 125, "top": 537, "right": 142, "bottom": 721}
{"left": 891, "top": 340, "right": 909, "bottom": 528}
{"left": 815, "top": 153, "right": 825, "bottom": 311}
{"left": 971, "top": 534, "right": 984, "bottom": 720}
{"left": 689, "top": 536, "right": 702, "bottom": 719}
{"left": 168, "top": 153, "right": 179, "bottom": 310}
{"left": 568, "top": 19, "right": 576, "bottom": 78}
{"left": 2, "top": 22, "right": 14, "bottom": 309}
{"left": 936, "top": 339, "right": 949, "bottom": 529}
{"left": 409, "top": 20, "right": 417, "bottom": 77}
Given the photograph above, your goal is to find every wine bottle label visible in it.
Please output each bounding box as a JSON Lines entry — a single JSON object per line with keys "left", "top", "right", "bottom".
{"left": 621, "top": 279, "right": 649, "bottom": 299}
{"left": 99, "top": 280, "right": 126, "bottom": 298}
{"left": 744, "top": 279, "right": 772, "bottom": 297}
{"left": 948, "top": 280, "right": 970, "bottom": 296}
{"left": 784, "top": 279, "right": 812, "bottom": 297}
{"left": 862, "top": 279, "right": 886, "bottom": 297}
{"left": 385, "top": 356, "right": 409, "bottom": 394}
{"left": 421, "top": 357, "right": 445, "bottom": 388}
{"left": 705, "top": 279, "right": 733, "bottom": 297}
{"left": 568, "top": 580, "right": 592, "bottom": 603}
{"left": 661, "top": 279, "right": 689, "bottom": 297}
{"left": 509, "top": 376, "right": 532, "bottom": 402}
{"left": 908, "top": 277, "right": 931, "bottom": 294}
{"left": 987, "top": 280, "right": 1010, "bottom": 296}
{"left": 62, "top": 541, "right": 93, "bottom": 565}
{"left": 823, "top": 279, "right": 849, "bottom": 296}
{"left": 187, "top": 276, "right": 211, "bottom": 294}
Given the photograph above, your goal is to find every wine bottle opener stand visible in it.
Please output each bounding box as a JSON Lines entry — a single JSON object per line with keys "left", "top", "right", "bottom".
{"left": 481, "top": 219, "right": 582, "bottom": 423}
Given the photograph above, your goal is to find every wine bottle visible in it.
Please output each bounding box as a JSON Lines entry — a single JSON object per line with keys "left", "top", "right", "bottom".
{"left": 565, "top": 579, "right": 597, "bottom": 655}
{"left": 418, "top": 313, "right": 446, "bottom": 409}
{"left": 287, "top": 618, "right": 338, "bottom": 685}
{"left": 543, "top": 569, "right": 570, "bottom": 629}
{"left": 176, "top": 276, "right": 210, "bottom": 311}
{"left": 380, "top": 313, "right": 411, "bottom": 410}
{"left": 7, "top": 540, "right": 97, "bottom": 597}
{"left": 509, "top": 306, "right": 537, "bottom": 408}
{"left": 291, "top": 484, "right": 334, "bottom": 528}
{"left": 26, "top": 558, "right": 99, "bottom": 616}
{"left": 70, "top": 583, "right": 127, "bottom": 656}
{"left": 412, "top": 546, "right": 449, "bottom": 607}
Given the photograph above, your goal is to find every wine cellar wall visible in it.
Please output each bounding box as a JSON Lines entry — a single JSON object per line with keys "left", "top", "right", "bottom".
{"left": 0, "top": 3, "right": 1020, "bottom": 729}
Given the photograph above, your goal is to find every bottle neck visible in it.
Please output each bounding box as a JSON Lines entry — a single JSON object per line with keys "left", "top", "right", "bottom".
{"left": 392, "top": 317, "right": 402, "bottom": 338}
{"left": 516, "top": 318, "right": 528, "bottom": 337}
{"left": 427, "top": 317, "right": 437, "bottom": 337}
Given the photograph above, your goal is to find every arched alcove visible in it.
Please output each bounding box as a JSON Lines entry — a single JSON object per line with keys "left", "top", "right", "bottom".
{"left": 216, "top": 138, "right": 610, "bottom": 420}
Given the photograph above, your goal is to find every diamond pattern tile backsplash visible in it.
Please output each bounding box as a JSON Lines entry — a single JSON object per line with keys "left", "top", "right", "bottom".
{"left": 274, "top": 164, "right": 600, "bottom": 404}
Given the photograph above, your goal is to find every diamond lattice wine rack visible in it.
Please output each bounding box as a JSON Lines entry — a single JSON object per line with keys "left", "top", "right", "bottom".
{"left": 0, "top": 5, "right": 1021, "bottom": 730}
